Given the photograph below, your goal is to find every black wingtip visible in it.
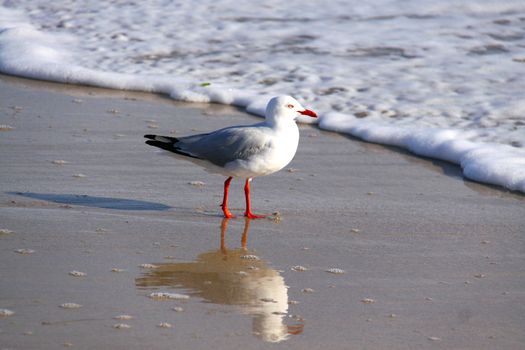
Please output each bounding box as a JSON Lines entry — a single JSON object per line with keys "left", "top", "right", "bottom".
{"left": 145, "top": 139, "right": 174, "bottom": 152}
{"left": 145, "top": 138, "right": 202, "bottom": 160}
{"left": 145, "top": 140, "right": 161, "bottom": 147}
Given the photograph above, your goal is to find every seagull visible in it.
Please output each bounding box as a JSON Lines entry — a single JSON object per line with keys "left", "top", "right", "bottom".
{"left": 144, "top": 95, "right": 317, "bottom": 219}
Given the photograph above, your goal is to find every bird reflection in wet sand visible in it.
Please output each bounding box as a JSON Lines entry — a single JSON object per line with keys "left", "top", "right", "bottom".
{"left": 135, "top": 218, "right": 303, "bottom": 343}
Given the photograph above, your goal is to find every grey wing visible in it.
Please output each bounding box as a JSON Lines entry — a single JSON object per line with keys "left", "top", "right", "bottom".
{"left": 176, "top": 125, "right": 272, "bottom": 166}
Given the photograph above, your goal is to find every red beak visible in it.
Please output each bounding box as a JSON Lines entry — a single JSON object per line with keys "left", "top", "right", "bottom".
{"left": 299, "top": 109, "right": 318, "bottom": 118}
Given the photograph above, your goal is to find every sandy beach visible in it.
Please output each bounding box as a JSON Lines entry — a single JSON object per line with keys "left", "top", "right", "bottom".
{"left": 1, "top": 74, "right": 524, "bottom": 349}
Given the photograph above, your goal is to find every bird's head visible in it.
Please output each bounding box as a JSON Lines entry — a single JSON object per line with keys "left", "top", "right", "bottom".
{"left": 265, "top": 96, "right": 317, "bottom": 125}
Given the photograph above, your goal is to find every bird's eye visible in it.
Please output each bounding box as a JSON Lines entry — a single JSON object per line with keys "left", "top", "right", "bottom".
{"left": 287, "top": 104, "right": 294, "bottom": 109}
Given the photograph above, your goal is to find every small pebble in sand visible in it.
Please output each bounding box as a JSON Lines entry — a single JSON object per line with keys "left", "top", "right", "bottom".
{"left": 481, "top": 240, "right": 490, "bottom": 244}
{"left": 270, "top": 211, "right": 282, "bottom": 223}
{"left": 288, "top": 300, "right": 299, "bottom": 305}
{"left": 350, "top": 228, "right": 360, "bottom": 233}
{"left": 260, "top": 298, "right": 277, "bottom": 303}
{"left": 301, "top": 288, "right": 315, "bottom": 293}
{"left": 107, "top": 108, "right": 119, "bottom": 114}
{"left": 157, "top": 322, "right": 172, "bottom": 328}
{"left": 0, "top": 309, "right": 15, "bottom": 317}
{"left": 0, "top": 229, "right": 13, "bottom": 234}
{"left": 272, "top": 311, "right": 287, "bottom": 315}
{"left": 63, "top": 342, "right": 74, "bottom": 347}
{"left": 113, "top": 323, "right": 131, "bottom": 329}
{"left": 188, "top": 181, "right": 206, "bottom": 187}
{"left": 290, "top": 314, "right": 304, "bottom": 322}
{"left": 139, "top": 263, "right": 159, "bottom": 269}
{"left": 366, "top": 192, "right": 375, "bottom": 195}
{"left": 69, "top": 270, "right": 87, "bottom": 277}
{"left": 113, "top": 314, "right": 133, "bottom": 320}
{"left": 287, "top": 168, "right": 299, "bottom": 173}
{"left": 361, "top": 298, "right": 375, "bottom": 304}
{"left": 425, "top": 297, "right": 433, "bottom": 301}
{"left": 51, "top": 160, "right": 69, "bottom": 165}
{"left": 23, "top": 331, "right": 33, "bottom": 335}
{"left": 240, "top": 255, "right": 260, "bottom": 261}
{"left": 172, "top": 307, "right": 184, "bottom": 312}
{"left": 0, "top": 124, "right": 15, "bottom": 131}
{"left": 236, "top": 271, "right": 248, "bottom": 277}
{"left": 95, "top": 228, "right": 109, "bottom": 234}
{"left": 148, "top": 124, "right": 159, "bottom": 129}
{"left": 149, "top": 292, "right": 190, "bottom": 300}
{"left": 111, "top": 268, "right": 125, "bottom": 273}
{"left": 291, "top": 266, "right": 308, "bottom": 272}
{"left": 474, "top": 273, "right": 485, "bottom": 278}
{"left": 15, "top": 248, "right": 35, "bottom": 255}
{"left": 427, "top": 336, "right": 441, "bottom": 341}
{"left": 389, "top": 314, "right": 397, "bottom": 318}
{"left": 72, "top": 98, "right": 83, "bottom": 103}
{"left": 60, "top": 303, "right": 82, "bottom": 309}
{"left": 301, "top": 247, "right": 310, "bottom": 251}
{"left": 326, "top": 268, "right": 346, "bottom": 274}
{"left": 72, "top": 173, "right": 86, "bottom": 178}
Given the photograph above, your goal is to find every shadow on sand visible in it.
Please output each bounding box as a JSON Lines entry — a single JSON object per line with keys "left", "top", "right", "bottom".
{"left": 8, "top": 192, "right": 171, "bottom": 211}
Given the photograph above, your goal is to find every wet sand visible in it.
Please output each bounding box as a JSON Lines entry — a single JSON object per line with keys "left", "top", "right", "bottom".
{"left": 0, "top": 74, "right": 524, "bottom": 350}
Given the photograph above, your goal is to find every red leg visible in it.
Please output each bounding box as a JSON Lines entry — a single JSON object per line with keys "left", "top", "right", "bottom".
{"left": 221, "top": 177, "right": 235, "bottom": 218}
{"left": 220, "top": 218, "right": 229, "bottom": 254}
{"left": 244, "top": 178, "right": 266, "bottom": 219}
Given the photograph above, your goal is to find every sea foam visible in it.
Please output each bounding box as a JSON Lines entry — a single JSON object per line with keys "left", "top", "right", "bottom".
{"left": 320, "top": 113, "right": 525, "bottom": 192}
{"left": 0, "top": 3, "right": 523, "bottom": 193}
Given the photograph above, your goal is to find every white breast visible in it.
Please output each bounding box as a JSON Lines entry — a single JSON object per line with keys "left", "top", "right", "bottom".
{"left": 224, "top": 123, "right": 300, "bottom": 178}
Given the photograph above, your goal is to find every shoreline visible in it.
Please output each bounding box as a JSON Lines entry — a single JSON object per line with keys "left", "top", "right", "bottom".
{"left": 2, "top": 73, "right": 523, "bottom": 197}
{"left": 1, "top": 75, "right": 524, "bottom": 349}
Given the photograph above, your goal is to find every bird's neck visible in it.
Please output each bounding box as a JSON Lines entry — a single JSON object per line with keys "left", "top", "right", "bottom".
{"left": 265, "top": 116, "right": 297, "bottom": 130}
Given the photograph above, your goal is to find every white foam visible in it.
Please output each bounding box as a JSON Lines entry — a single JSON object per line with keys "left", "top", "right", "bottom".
{"left": 320, "top": 113, "right": 525, "bottom": 192}
{"left": 113, "top": 314, "right": 133, "bottom": 320}
{"left": 60, "top": 302, "right": 82, "bottom": 309}
{"left": 0, "top": 2, "right": 523, "bottom": 192}
{"left": 0, "top": 308, "right": 14, "bottom": 317}
{"left": 69, "top": 270, "right": 86, "bottom": 277}
{"left": 157, "top": 322, "right": 172, "bottom": 328}
{"left": 113, "top": 323, "right": 131, "bottom": 329}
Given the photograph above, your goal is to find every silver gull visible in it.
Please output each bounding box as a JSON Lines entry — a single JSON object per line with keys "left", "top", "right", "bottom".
{"left": 144, "top": 95, "right": 317, "bottom": 218}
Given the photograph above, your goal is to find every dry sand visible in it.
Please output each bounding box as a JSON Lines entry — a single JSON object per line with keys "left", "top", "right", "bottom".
{"left": 0, "top": 74, "right": 524, "bottom": 349}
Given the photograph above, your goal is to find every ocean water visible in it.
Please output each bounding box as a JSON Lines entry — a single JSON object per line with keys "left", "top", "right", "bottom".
{"left": 1, "top": 1, "right": 524, "bottom": 192}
